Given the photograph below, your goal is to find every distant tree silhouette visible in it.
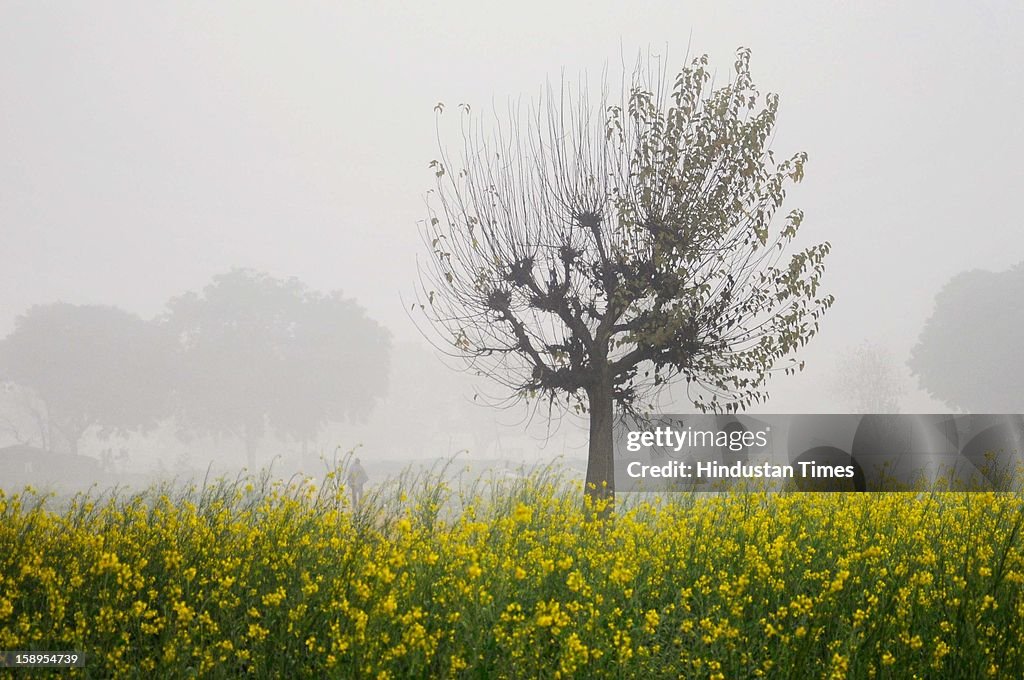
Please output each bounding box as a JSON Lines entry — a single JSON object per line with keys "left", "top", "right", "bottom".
{"left": 0, "top": 303, "right": 172, "bottom": 455}
{"left": 910, "top": 263, "right": 1024, "bottom": 412}
{"left": 165, "top": 269, "right": 391, "bottom": 468}
{"left": 832, "top": 341, "right": 907, "bottom": 413}
{"left": 416, "top": 49, "right": 834, "bottom": 508}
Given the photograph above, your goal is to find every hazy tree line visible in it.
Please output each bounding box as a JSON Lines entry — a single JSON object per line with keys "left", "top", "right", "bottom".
{"left": 0, "top": 269, "right": 391, "bottom": 469}
{"left": 0, "top": 262, "right": 1017, "bottom": 476}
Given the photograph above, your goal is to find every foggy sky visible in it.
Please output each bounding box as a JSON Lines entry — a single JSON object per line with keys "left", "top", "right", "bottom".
{"left": 3, "top": 1, "right": 1023, "bottom": 414}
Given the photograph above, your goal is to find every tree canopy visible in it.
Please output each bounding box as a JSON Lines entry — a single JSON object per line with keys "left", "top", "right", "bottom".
{"left": 0, "top": 303, "right": 172, "bottom": 454}
{"left": 909, "top": 263, "right": 1024, "bottom": 413}
{"left": 165, "top": 269, "right": 391, "bottom": 468}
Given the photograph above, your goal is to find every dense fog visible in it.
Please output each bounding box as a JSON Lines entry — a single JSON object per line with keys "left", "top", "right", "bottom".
{"left": 2, "top": 1, "right": 1022, "bottom": 490}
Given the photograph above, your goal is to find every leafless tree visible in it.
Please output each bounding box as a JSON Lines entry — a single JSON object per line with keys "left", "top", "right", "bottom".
{"left": 416, "top": 48, "right": 834, "bottom": 508}
{"left": 832, "top": 341, "right": 907, "bottom": 413}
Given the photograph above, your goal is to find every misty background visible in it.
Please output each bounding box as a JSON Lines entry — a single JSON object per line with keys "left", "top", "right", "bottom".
{"left": 2, "top": 1, "right": 1022, "bottom": 485}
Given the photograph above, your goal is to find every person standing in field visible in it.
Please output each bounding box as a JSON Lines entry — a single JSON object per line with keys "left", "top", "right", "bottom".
{"left": 347, "top": 458, "right": 368, "bottom": 508}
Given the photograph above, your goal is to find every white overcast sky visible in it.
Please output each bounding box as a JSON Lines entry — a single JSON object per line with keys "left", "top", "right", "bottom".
{"left": 2, "top": 1, "right": 1022, "bottom": 411}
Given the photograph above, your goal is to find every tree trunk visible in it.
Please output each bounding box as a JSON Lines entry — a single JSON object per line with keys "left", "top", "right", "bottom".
{"left": 584, "top": 375, "right": 615, "bottom": 517}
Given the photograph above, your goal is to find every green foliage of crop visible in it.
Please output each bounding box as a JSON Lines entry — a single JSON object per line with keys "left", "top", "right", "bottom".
{"left": 2, "top": 463, "right": 1023, "bottom": 678}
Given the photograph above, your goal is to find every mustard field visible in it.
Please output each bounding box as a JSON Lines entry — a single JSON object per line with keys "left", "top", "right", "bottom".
{"left": 2, "top": 466, "right": 1024, "bottom": 678}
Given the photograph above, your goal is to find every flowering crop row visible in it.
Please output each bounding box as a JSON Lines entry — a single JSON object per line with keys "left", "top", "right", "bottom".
{"left": 2, "top": 467, "right": 1023, "bottom": 678}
